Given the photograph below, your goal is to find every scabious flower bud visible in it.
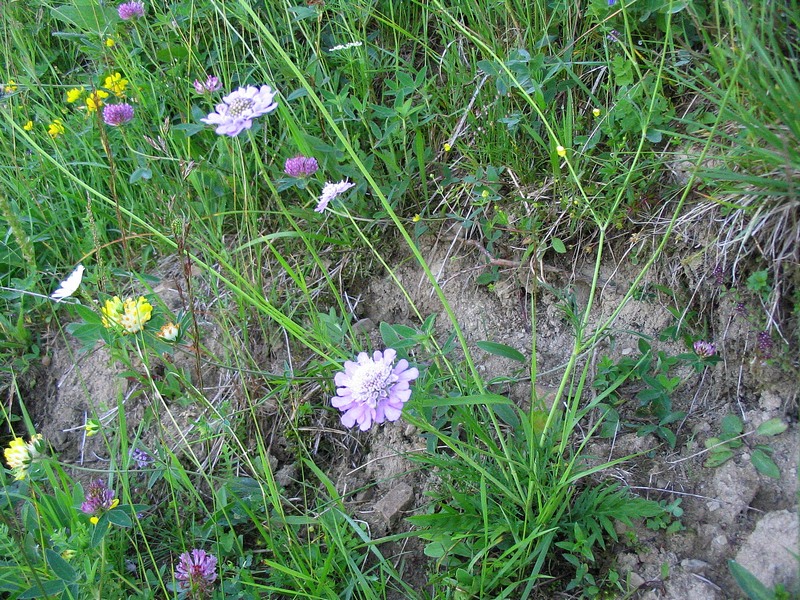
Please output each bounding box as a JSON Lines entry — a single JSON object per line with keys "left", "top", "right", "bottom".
{"left": 103, "top": 103, "right": 135, "bottom": 126}
{"left": 118, "top": 1, "right": 145, "bottom": 20}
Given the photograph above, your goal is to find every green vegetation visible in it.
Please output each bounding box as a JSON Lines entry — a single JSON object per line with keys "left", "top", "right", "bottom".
{"left": 0, "top": 0, "right": 796, "bottom": 597}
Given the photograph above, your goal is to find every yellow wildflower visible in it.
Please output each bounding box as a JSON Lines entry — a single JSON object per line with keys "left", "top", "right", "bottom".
{"left": 556, "top": 145, "right": 566, "bottom": 158}
{"left": 102, "top": 296, "right": 153, "bottom": 334}
{"left": 4, "top": 434, "right": 43, "bottom": 480}
{"left": 592, "top": 108, "right": 601, "bottom": 117}
{"left": 443, "top": 143, "right": 452, "bottom": 152}
{"left": 103, "top": 73, "right": 128, "bottom": 98}
{"left": 48, "top": 119, "right": 65, "bottom": 138}
{"left": 412, "top": 214, "right": 421, "bottom": 223}
{"left": 23, "top": 120, "right": 33, "bottom": 131}
{"left": 4, "top": 80, "right": 18, "bottom": 93}
{"left": 157, "top": 322, "right": 179, "bottom": 342}
{"left": 66, "top": 88, "right": 84, "bottom": 103}
{"left": 85, "top": 90, "right": 110, "bottom": 113}
{"left": 85, "top": 419, "right": 101, "bottom": 437}
{"left": 101, "top": 296, "right": 125, "bottom": 329}
{"left": 105, "top": 37, "right": 116, "bottom": 47}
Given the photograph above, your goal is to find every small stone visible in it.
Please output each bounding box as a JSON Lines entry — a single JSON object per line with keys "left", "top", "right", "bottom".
{"left": 681, "top": 558, "right": 709, "bottom": 574}
{"left": 735, "top": 510, "right": 799, "bottom": 592}
{"left": 374, "top": 482, "right": 414, "bottom": 527}
{"left": 628, "top": 572, "right": 646, "bottom": 590}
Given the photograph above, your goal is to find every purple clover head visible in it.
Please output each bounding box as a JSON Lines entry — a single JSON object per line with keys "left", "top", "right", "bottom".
{"left": 693, "top": 340, "right": 717, "bottom": 359}
{"left": 331, "top": 348, "right": 419, "bottom": 431}
{"left": 284, "top": 155, "right": 319, "bottom": 178}
{"left": 103, "top": 103, "right": 135, "bottom": 126}
{"left": 80, "top": 479, "right": 117, "bottom": 516}
{"left": 200, "top": 84, "right": 278, "bottom": 137}
{"left": 129, "top": 447, "right": 153, "bottom": 469}
{"left": 194, "top": 76, "right": 221, "bottom": 94}
{"left": 175, "top": 549, "right": 218, "bottom": 594}
{"left": 118, "top": 1, "right": 145, "bottom": 20}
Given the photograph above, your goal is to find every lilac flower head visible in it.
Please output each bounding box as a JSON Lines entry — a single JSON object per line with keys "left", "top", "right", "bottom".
{"left": 103, "top": 103, "right": 135, "bottom": 126}
{"left": 118, "top": 1, "right": 145, "bottom": 20}
{"left": 693, "top": 340, "right": 717, "bottom": 358}
{"left": 81, "top": 479, "right": 117, "bottom": 516}
{"left": 315, "top": 179, "right": 355, "bottom": 213}
{"left": 200, "top": 84, "right": 278, "bottom": 137}
{"left": 284, "top": 155, "right": 319, "bottom": 178}
{"left": 129, "top": 447, "right": 153, "bottom": 469}
{"left": 607, "top": 29, "right": 621, "bottom": 43}
{"left": 332, "top": 348, "right": 419, "bottom": 431}
{"left": 175, "top": 549, "right": 218, "bottom": 594}
{"left": 757, "top": 331, "right": 773, "bottom": 359}
{"left": 193, "top": 76, "right": 221, "bottom": 94}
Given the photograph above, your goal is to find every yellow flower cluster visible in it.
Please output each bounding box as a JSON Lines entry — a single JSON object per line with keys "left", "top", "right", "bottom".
{"left": 102, "top": 296, "right": 153, "bottom": 334}
{"left": 3, "top": 80, "right": 18, "bottom": 93}
{"left": 48, "top": 119, "right": 65, "bottom": 138}
{"left": 4, "top": 434, "right": 43, "bottom": 480}
{"left": 103, "top": 73, "right": 128, "bottom": 98}
{"left": 85, "top": 90, "right": 110, "bottom": 113}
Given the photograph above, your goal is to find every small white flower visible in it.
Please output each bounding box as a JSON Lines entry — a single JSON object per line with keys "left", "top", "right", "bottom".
{"left": 51, "top": 264, "right": 85, "bottom": 302}
{"left": 200, "top": 85, "right": 278, "bottom": 137}
{"left": 329, "top": 41, "right": 363, "bottom": 52}
{"left": 315, "top": 180, "right": 355, "bottom": 212}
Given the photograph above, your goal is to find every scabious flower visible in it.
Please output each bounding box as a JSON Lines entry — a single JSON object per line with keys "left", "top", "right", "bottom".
{"left": 284, "top": 155, "right": 319, "bottom": 178}
{"left": 693, "top": 340, "right": 717, "bottom": 358}
{"left": 129, "top": 448, "right": 153, "bottom": 469}
{"left": 118, "top": 1, "right": 145, "bottom": 20}
{"left": 175, "top": 549, "right": 218, "bottom": 595}
{"left": 81, "top": 479, "right": 119, "bottom": 524}
{"left": 200, "top": 84, "right": 278, "bottom": 137}
{"left": 315, "top": 180, "right": 355, "bottom": 213}
{"left": 193, "top": 75, "right": 221, "bottom": 94}
{"left": 48, "top": 119, "right": 65, "bottom": 138}
{"left": 103, "top": 103, "right": 135, "bottom": 126}
{"left": 85, "top": 90, "right": 110, "bottom": 113}
{"left": 4, "top": 434, "right": 43, "bottom": 480}
{"left": 103, "top": 73, "right": 129, "bottom": 98}
{"left": 101, "top": 296, "right": 153, "bottom": 334}
{"left": 331, "top": 349, "right": 419, "bottom": 431}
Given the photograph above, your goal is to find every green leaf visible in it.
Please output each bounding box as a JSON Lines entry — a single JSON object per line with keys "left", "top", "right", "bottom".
{"left": 750, "top": 449, "right": 780, "bottom": 479}
{"left": 18, "top": 579, "right": 66, "bottom": 599}
{"left": 106, "top": 508, "right": 133, "bottom": 527}
{"left": 728, "top": 560, "right": 776, "bottom": 600}
{"left": 756, "top": 418, "right": 787, "bottom": 437}
{"left": 129, "top": 167, "right": 152, "bottom": 183}
{"left": 551, "top": 238, "right": 567, "bottom": 254}
{"left": 50, "top": 0, "right": 117, "bottom": 33}
{"left": 90, "top": 514, "right": 111, "bottom": 547}
{"left": 415, "top": 393, "right": 513, "bottom": 408}
{"left": 475, "top": 341, "right": 526, "bottom": 363}
{"left": 721, "top": 414, "right": 744, "bottom": 436}
{"left": 704, "top": 448, "right": 734, "bottom": 468}
{"left": 45, "top": 549, "right": 77, "bottom": 583}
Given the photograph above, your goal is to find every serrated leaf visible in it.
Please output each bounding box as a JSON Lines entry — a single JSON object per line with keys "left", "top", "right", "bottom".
{"left": 551, "top": 238, "right": 567, "bottom": 253}
{"left": 704, "top": 448, "right": 734, "bottom": 468}
{"left": 45, "top": 549, "right": 77, "bottom": 583}
{"left": 756, "top": 418, "right": 787, "bottom": 437}
{"left": 728, "top": 560, "right": 775, "bottom": 600}
{"left": 750, "top": 449, "right": 780, "bottom": 479}
{"left": 475, "top": 341, "right": 526, "bottom": 363}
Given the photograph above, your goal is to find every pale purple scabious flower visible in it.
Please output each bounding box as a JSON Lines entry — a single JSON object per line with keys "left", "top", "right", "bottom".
{"left": 200, "top": 85, "right": 278, "bottom": 137}
{"left": 129, "top": 447, "right": 153, "bottom": 469}
{"left": 193, "top": 76, "right": 221, "bottom": 94}
{"left": 284, "top": 155, "right": 319, "bottom": 178}
{"left": 693, "top": 340, "right": 717, "bottom": 358}
{"left": 81, "top": 479, "right": 117, "bottom": 516}
{"left": 332, "top": 349, "right": 419, "bottom": 431}
{"left": 315, "top": 179, "right": 355, "bottom": 212}
{"left": 103, "top": 103, "right": 135, "bottom": 126}
{"left": 118, "top": 1, "right": 145, "bottom": 20}
{"left": 175, "top": 549, "right": 218, "bottom": 594}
